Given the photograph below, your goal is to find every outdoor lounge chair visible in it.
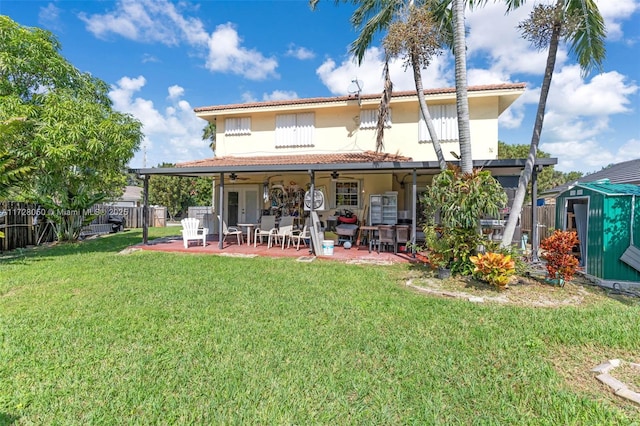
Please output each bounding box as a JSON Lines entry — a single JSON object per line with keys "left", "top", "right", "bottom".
{"left": 218, "top": 215, "right": 243, "bottom": 246}
{"left": 181, "top": 218, "right": 208, "bottom": 248}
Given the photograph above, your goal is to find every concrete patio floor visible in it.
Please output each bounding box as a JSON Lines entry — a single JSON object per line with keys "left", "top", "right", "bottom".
{"left": 135, "top": 234, "right": 416, "bottom": 265}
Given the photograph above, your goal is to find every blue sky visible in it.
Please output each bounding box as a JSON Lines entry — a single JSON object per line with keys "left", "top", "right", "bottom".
{"left": 2, "top": 0, "right": 638, "bottom": 174}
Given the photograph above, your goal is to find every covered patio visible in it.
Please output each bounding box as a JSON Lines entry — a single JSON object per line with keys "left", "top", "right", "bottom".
{"left": 135, "top": 233, "right": 416, "bottom": 264}
{"left": 130, "top": 153, "right": 557, "bottom": 260}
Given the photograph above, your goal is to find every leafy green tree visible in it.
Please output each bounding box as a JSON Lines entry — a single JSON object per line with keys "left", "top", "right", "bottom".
{"left": 0, "top": 16, "right": 143, "bottom": 241}
{"left": 498, "top": 141, "right": 583, "bottom": 197}
{"left": 147, "top": 164, "right": 212, "bottom": 220}
{"left": 501, "top": 0, "right": 605, "bottom": 247}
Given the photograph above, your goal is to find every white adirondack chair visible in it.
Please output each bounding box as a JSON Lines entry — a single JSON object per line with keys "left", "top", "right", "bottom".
{"left": 181, "top": 218, "right": 208, "bottom": 248}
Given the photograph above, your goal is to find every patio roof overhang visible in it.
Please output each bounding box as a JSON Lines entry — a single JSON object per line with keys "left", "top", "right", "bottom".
{"left": 129, "top": 153, "right": 557, "bottom": 178}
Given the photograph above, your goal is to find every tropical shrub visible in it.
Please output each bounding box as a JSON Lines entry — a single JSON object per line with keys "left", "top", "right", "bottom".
{"left": 540, "top": 230, "right": 580, "bottom": 282}
{"left": 470, "top": 252, "right": 516, "bottom": 289}
{"left": 420, "top": 165, "right": 508, "bottom": 276}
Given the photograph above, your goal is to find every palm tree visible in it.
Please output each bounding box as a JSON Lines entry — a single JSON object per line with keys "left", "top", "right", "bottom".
{"left": 311, "top": 0, "right": 447, "bottom": 169}
{"left": 500, "top": 0, "right": 606, "bottom": 248}
{"left": 451, "top": 0, "right": 472, "bottom": 172}
{"left": 202, "top": 121, "right": 216, "bottom": 155}
{"left": 383, "top": 4, "right": 447, "bottom": 168}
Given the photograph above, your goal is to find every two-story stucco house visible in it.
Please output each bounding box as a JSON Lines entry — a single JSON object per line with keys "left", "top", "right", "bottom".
{"left": 133, "top": 83, "right": 556, "bottom": 248}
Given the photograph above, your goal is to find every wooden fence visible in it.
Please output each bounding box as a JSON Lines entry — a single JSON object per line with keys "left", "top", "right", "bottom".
{"left": 89, "top": 204, "right": 166, "bottom": 228}
{"left": 0, "top": 202, "right": 53, "bottom": 252}
{"left": 520, "top": 205, "right": 556, "bottom": 242}
{"left": 1, "top": 202, "right": 167, "bottom": 252}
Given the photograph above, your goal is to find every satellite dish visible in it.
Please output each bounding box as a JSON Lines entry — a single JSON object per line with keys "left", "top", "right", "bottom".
{"left": 347, "top": 78, "right": 364, "bottom": 95}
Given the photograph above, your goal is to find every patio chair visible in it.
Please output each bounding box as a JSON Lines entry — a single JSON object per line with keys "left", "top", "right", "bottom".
{"left": 218, "top": 215, "right": 243, "bottom": 246}
{"left": 377, "top": 225, "right": 396, "bottom": 253}
{"left": 254, "top": 215, "right": 277, "bottom": 247}
{"left": 269, "top": 216, "right": 294, "bottom": 249}
{"left": 181, "top": 217, "right": 208, "bottom": 248}
{"left": 287, "top": 224, "right": 310, "bottom": 251}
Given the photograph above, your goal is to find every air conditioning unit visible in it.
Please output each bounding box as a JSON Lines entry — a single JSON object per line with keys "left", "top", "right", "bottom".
{"left": 304, "top": 189, "right": 326, "bottom": 211}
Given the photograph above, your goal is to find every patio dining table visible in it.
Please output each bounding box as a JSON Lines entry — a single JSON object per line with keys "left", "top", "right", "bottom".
{"left": 236, "top": 223, "right": 257, "bottom": 246}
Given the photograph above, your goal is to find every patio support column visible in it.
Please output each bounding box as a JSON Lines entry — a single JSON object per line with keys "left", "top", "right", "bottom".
{"left": 309, "top": 169, "right": 315, "bottom": 255}
{"left": 411, "top": 169, "right": 417, "bottom": 254}
{"left": 218, "top": 173, "right": 225, "bottom": 249}
{"left": 142, "top": 174, "right": 149, "bottom": 245}
{"left": 531, "top": 165, "right": 541, "bottom": 262}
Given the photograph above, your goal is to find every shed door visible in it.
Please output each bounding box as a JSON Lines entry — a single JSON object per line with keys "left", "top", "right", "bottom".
{"left": 573, "top": 203, "right": 588, "bottom": 267}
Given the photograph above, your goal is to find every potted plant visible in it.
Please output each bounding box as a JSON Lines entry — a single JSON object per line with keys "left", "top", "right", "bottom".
{"left": 540, "top": 230, "right": 580, "bottom": 286}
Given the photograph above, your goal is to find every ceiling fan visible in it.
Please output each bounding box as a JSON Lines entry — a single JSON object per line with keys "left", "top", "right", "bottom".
{"left": 227, "top": 172, "right": 251, "bottom": 182}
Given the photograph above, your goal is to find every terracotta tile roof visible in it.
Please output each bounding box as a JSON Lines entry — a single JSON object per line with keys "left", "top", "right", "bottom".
{"left": 177, "top": 151, "right": 413, "bottom": 168}
{"left": 194, "top": 83, "right": 527, "bottom": 113}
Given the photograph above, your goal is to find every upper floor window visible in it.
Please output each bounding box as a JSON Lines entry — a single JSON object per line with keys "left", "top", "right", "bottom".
{"left": 224, "top": 117, "right": 251, "bottom": 136}
{"left": 275, "top": 112, "right": 315, "bottom": 148}
{"left": 418, "top": 104, "right": 458, "bottom": 143}
{"left": 359, "top": 108, "right": 392, "bottom": 129}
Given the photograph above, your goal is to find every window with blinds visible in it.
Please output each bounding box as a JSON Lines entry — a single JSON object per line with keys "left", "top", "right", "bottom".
{"left": 418, "top": 104, "right": 458, "bottom": 142}
{"left": 224, "top": 117, "right": 251, "bottom": 136}
{"left": 359, "top": 108, "right": 392, "bottom": 129}
{"left": 275, "top": 112, "right": 314, "bottom": 147}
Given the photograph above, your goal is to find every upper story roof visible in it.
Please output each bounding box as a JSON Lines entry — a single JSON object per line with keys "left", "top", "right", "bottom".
{"left": 194, "top": 83, "right": 526, "bottom": 117}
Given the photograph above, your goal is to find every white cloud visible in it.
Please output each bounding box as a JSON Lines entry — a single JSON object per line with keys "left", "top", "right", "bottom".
{"left": 316, "top": 46, "right": 451, "bottom": 96}
{"left": 286, "top": 44, "right": 315, "bottom": 60}
{"left": 109, "top": 76, "right": 209, "bottom": 168}
{"left": 78, "top": 0, "right": 208, "bottom": 46}
{"left": 263, "top": 90, "right": 298, "bottom": 101}
{"left": 167, "top": 85, "right": 184, "bottom": 100}
{"left": 541, "top": 137, "right": 640, "bottom": 174}
{"left": 206, "top": 23, "right": 278, "bottom": 80}
{"left": 596, "top": 0, "right": 639, "bottom": 41}
{"left": 39, "top": 3, "right": 62, "bottom": 31}
{"left": 79, "top": 0, "right": 278, "bottom": 80}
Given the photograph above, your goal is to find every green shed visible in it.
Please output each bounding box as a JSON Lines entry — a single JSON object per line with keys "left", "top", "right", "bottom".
{"left": 555, "top": 180, "right": 640, "bottom": 288}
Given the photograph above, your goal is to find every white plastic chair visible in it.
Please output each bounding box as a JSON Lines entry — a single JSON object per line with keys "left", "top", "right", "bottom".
{"left": 218, "top": 215, "right": 243, "bottom": 246}
{"left": 269, "top": 216, "right": 294, "bottom": 249}
{"left": 181, "top": 218, "right": 208, "bottom": 248}
{"left": 254, "top": 215, "right": 277, "bottom": 247}
{"left": 287, "top": 224, "right": 310, "bottom": 250}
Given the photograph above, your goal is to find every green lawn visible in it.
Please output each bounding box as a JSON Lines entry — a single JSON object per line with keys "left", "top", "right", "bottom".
{"left": 1, "top": 229, "right": 639, "bottom": 424}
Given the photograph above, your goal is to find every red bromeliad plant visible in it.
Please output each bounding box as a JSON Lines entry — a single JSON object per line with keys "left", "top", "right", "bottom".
{"left": 540, "top": 230, "right": 580, "bottom": 282}
{"left": 470, "top": 252, "right": 515, "bottom": 289}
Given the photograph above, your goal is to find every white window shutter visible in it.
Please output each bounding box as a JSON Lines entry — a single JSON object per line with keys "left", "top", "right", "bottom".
{"left": 276, "top": 113, "right": 314, "bottom": 147}
{"left": 418, "top": 104, "right": 458, "bottom": 143}
{"left": 225, "top": 117, "right": 251, "bottom": 135}
{"left": 360, "top": 109, "right": 391, "bottom": 129}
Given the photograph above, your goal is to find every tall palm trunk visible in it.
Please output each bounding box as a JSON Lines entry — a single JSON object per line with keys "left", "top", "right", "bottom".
{"left": 501, "top": 5, "right": 562, "bottom": 248}
{"left": 452, "top": 0, "right": 472, "bottom": 173}
{"left": 411, "top": 51, "right": 446, "bottom": 170}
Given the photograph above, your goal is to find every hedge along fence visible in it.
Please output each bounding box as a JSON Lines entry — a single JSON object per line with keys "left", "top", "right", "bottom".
{"left": 0, "top": 202, "right": 166, "bottom": 252}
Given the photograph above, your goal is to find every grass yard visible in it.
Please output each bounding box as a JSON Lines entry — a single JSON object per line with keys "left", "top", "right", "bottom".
{"left": 1, "top": 229, "right": 639, "bottom": 424}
